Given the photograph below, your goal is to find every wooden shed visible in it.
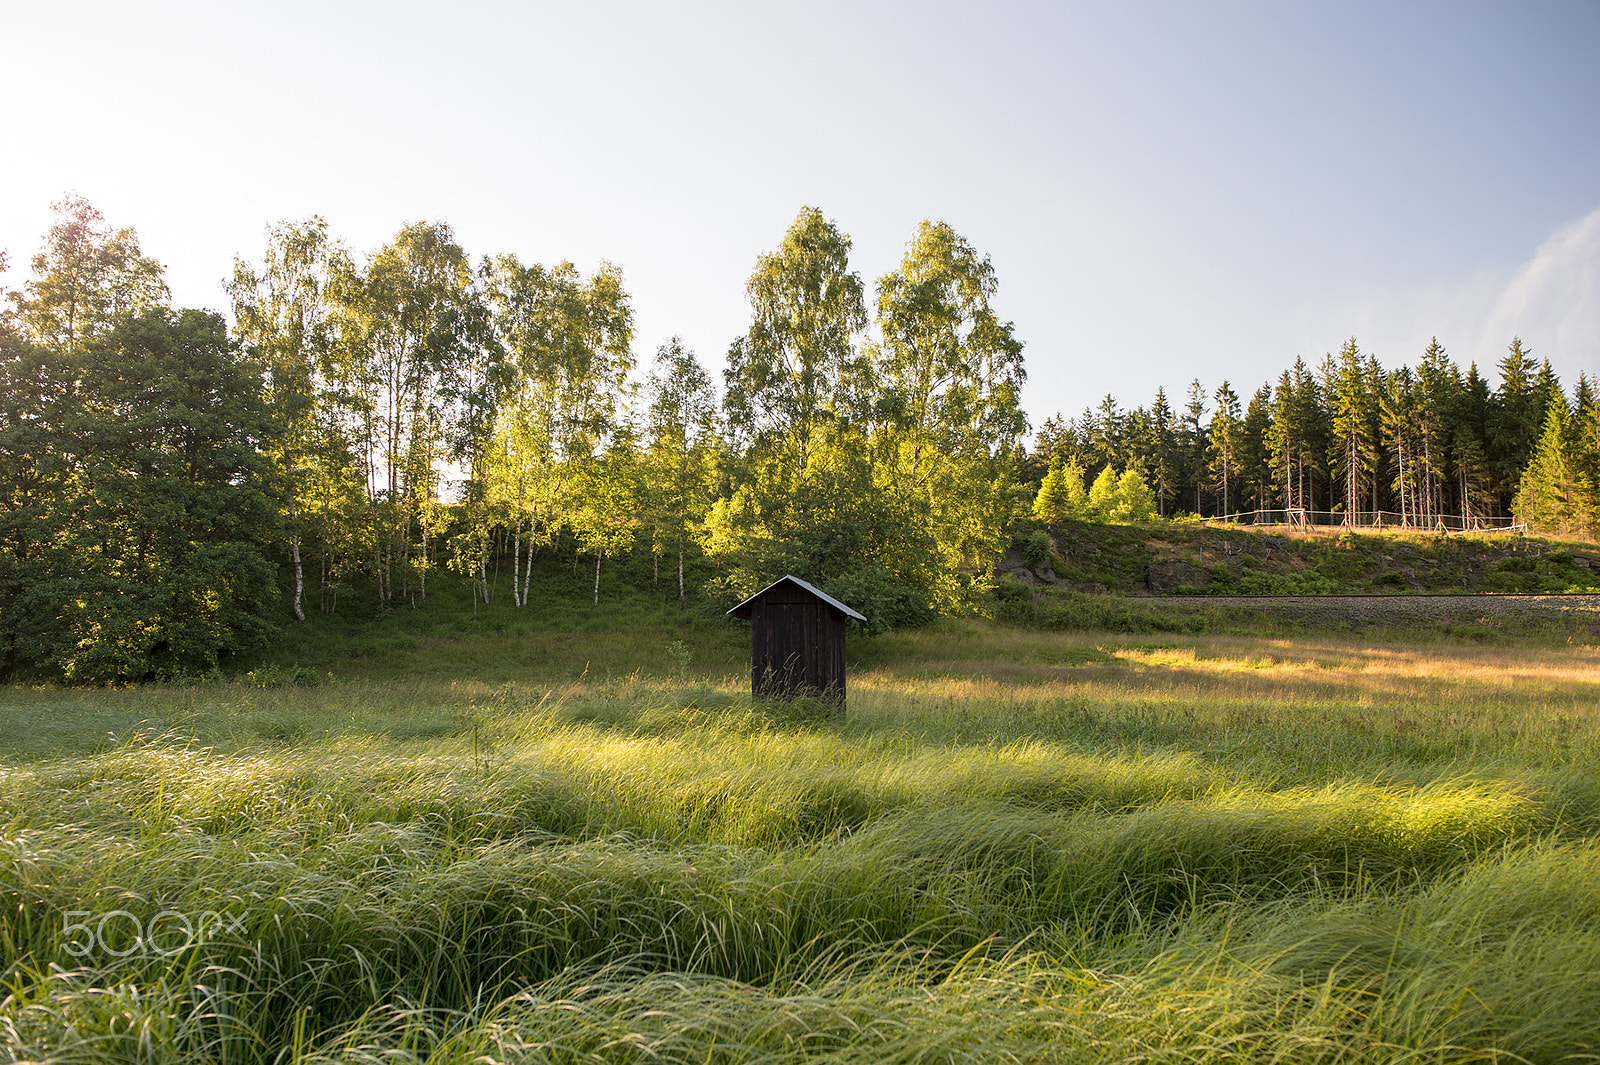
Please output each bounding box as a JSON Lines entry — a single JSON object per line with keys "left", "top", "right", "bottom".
{"left": 726, "top": 575, "right": 866, "bottom": 709}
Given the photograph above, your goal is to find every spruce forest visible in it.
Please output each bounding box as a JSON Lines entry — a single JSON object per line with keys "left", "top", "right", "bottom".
{"left": 2, "top": 195, "right": 1597, "bottom": 682}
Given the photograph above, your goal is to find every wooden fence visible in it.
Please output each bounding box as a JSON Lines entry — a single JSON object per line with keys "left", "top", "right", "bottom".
{"left": 1209, "top": 510, "right": 1524, "bottom": 535}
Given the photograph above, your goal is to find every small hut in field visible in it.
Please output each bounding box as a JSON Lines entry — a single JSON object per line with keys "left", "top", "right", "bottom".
{"left": 726, "top": 575, "right": 866, "bottom": 710}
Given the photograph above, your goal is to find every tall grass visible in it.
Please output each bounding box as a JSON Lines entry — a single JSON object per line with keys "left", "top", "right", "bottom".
{"left": 2, "top": 616, "right": 1598, "bottom": 1061}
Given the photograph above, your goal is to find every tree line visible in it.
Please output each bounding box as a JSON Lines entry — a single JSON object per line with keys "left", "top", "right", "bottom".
{"left": 2, "top": 196, "right": 1594, "bottom": 681}
{"left": 1, "top": 198, "right": 1025, "bottom": 679}
{"left": 1029, "top": 338, "right": 1600, "bottom": 538}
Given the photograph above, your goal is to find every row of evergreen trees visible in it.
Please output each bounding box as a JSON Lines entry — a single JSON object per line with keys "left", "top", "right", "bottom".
{"left": 1029, "top": 338, "right": 1599, "bottom": 538}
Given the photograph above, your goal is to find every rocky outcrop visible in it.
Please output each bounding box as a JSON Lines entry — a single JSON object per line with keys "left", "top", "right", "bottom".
{"left": 1147, "top": 559, "right": 1210, "bottom": 594}
{"left": 996, "top": 547, "right": 1059, "bottom": 586}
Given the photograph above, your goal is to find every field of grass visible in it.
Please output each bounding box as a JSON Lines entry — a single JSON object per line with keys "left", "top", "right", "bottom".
{"left": 3, "top": 611, "right": 1600, "bottom": 1062}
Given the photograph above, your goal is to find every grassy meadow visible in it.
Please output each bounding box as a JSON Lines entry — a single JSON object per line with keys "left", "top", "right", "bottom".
{"left": 3, "top": 605, "right": 1600, "bottom": 1062}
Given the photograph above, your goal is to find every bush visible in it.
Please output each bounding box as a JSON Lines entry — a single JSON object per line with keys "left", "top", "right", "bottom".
{"left": 1024, "top": 530, "right": 1052, "bottom": 569}
{"left": 820, "top": 567, "right": 938, "bottom": 637}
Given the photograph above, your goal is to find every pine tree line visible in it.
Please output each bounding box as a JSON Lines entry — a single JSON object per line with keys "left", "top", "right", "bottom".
{"left": 1028, "top": 337, "right": 1597, "bottom": 537}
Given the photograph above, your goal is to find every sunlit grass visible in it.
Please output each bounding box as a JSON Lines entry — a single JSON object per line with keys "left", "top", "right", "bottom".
{"left": 1, "top": 615, "right": 1598, "bottom": 1061}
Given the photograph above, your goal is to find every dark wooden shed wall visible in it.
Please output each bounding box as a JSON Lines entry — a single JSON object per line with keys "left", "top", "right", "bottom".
{"left": 748, "top": 587, "right": 849, "bottom": 705}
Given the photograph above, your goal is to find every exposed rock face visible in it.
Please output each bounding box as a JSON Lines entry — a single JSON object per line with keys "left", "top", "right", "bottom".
{"left": 996, "top": 547, "right": 1059, "bottom": 586}
{"left": 1147, "top": 559, "right": 1210, "bottom": 594}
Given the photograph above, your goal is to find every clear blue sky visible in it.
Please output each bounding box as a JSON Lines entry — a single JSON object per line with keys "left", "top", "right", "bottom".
{"left": 4, "top": 1, "right": 1597, "bottom": 432}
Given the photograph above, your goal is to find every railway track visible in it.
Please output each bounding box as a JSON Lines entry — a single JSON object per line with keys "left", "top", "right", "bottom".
{"left": 1163, "top": 592, "right": 1600, "bottom": 625}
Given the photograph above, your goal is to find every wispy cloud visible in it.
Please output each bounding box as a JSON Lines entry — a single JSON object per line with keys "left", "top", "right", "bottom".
{"left": 1480, "top": 207, "right": 1600, "bottom": 375}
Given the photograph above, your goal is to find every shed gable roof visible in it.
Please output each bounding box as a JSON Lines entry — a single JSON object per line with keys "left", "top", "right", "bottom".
{"left": 726, "top": 574, "right": 867, "bottom": 622}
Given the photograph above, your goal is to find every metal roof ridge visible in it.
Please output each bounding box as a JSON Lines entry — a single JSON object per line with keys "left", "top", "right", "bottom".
{"left": 726, "top": 574, "right": 868, "bottom": 622}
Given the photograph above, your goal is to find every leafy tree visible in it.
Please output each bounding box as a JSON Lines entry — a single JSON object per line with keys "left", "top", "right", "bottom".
{"left": 706, "top": 443, "right": 939, "bottom": 633}
{"left": 871, "top": 219, "right": 1028, "bottom": 595}
{"left": 572, "top": 436, "right": 641, "bottom": 604}
{"left": 723, "top": 206, "right": 867, "bottom": 475}
{"left": 643, "top": 338, "right": 718, "bottom": 601}
{"left": 482, "top": 256, "right": 634, "bottom": 606}
{"left": 0, "top": 328, "right": 73, "bottom": 679}
{"left": 438, "top": 279, "right": 507, "bottom": 610}
{"left": 57, "top": 309, "right": 279, "bottom": 680}
{"left": 712, "top": 208, "right": 959, "bottom": 622}
{"left": 9, "top": 194, "right": 167, "bottom": 354}
{"left": 333, "top": 222, "right": 476, "bottom": 603}
{"left": 229, "top": 218, "right": 352, "bottom": 621}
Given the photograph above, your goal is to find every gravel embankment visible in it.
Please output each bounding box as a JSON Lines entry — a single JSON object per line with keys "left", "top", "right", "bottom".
{"left": 1180, "top": 594, "right": 1600, "bottom": 626}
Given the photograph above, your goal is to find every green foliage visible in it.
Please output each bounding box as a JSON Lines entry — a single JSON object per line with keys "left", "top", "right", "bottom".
{"left": 710, "top": 211, "right": 1028, "bottom": 630}
{"left": 1024, "top": 530, "right": 1052, "bottom": 569}
{"left": 1483, "top": 551, "right": 1600, "bottom": 594}
{"left": 1, "top": 305, "right": 281, "bottom": 681}
{"left": 1111, "top": 466, "right": 1158, "bottom": 522}
{"left": 1087, "top": 464, "right": 1119, "bottom": 521}
{"left": 1515, "top": 403, "right": 1591, "bottom": 538}
{"left": 705, "top": 444, "right": 939, "bottom": 634}
{"left": 1032, "top": 459, "right": 1086, "bottom": 522}
{"left": 1074, "top": 464, "right": 1159, "bottom": 525}
{"left": 642, "top": 338, "right": 718, "bottom": 602}
{"left": 722, "top": 206, "right": 867, "bottom": 471}
{"left": 1203, "top": 570, "right": 1340, "bottom": 595}
{"left": 7, "top": 193, "right": 168, "bottom": 353}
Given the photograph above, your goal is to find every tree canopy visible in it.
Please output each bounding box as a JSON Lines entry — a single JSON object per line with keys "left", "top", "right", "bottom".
{"left": 3, "top": 194, "right": 1596, "bottom": 679}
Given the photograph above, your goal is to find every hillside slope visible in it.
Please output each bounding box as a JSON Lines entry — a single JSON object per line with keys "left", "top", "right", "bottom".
{"left": 1004, "top": 521, "right": 1600, "bottom": 596}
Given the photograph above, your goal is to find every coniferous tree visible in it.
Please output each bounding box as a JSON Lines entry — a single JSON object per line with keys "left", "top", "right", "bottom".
{"left": 1514, "top": 402, "right": 1584, "bottom": 537}
{"left": 1207, "top": 381, "right": 1242, "bottom": 517}
{"left": 1083, "top": 395, "right": 1124, "bottom": 476}
{"left": 1453, "top": 362, "right": 1496, "bottom": 522}
{"left": 1113, "top": 466, "right": 1159, "bottom": 524}
{"left": 1326, "top": 339, "right": 1378, "bottom": 524}
{"left": 1490, "top": 337, "right": 1539, "bottom": 509}
{"left": 1266, "top": 358, "right": 1329, "bottom": 518}
{"left": 1146, "top": 388, "right": 1179, "bottom": 516}
{"left": 1181, "top": 378, "right": 1208, "bottom": 514}
{"left": 1032, "top": 460, "right": 1087, "bottom": 523}
{"left": 1569, "top": 376, "right": 1600, "bottom": 535}
{"left": 1239, "top": 384, "right": 1275, "bottom": 511}
{"left": 1087, "top": 465, "right": 1120, "bottom": 523}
